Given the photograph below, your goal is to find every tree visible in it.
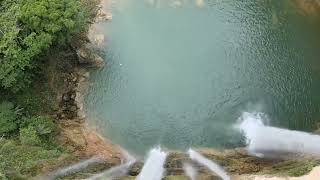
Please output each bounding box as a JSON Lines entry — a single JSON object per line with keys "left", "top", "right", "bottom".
{"left": 0, "top": 0, "right": 87, "bottom": 91}
{"left": 0, "top": 101, "right": 21, "bottom": 135}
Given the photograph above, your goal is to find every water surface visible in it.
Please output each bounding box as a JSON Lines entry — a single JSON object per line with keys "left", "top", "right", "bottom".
{"left": 86, "top": 0, "right": 320, "bottom": 155}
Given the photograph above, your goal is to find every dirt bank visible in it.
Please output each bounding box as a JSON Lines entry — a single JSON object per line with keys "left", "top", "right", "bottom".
{"left": 47, "top": 0, "right": 125, "bottom": 174}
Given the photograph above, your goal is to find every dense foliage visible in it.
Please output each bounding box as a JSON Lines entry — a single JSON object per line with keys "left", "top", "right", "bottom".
{"left": 0, "top": 101, "right": 63, "bottom": 178}
{"left": 0, "top": 101, "right": 21, "bottom": 135}
{"left": 0, "top": 0, "right": 87, "bottom": 90}
{"left": 0, "top": 0, "right": 93, "bottom": 178}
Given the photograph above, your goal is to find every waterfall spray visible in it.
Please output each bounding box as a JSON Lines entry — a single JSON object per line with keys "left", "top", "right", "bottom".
{"left": 86, "top": 151, "right": 136, "bottom": 180}
{"left": 137, "top": 147, "right": 168, "bottom": 180}
{"left": 188, "top": 149, "right": 231, "bottom": 180}
{"left": 46, "top": 156, "right": 104, "bottom": 180}
{"left": 86, "top": 160, "right": 135, "bottom": 180}
{"left": 183, "top": 162, "right": 198, "bottom": 180}
{"left": 238, "top": 112, "right": 320, "bottom": 157}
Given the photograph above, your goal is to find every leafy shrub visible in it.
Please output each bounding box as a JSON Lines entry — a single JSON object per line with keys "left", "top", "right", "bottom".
{"left": 0, "top": 0, "right": 88, "bottom": 91}
{"left": 15, "top": 82, "right": 59, "bottom": 115}
{"left": 23, "top": 116, "right": 56, "bottom": 136}
{"left": 15, "top": 89, "right": 47, "bottom": 115}
{"left": 20, "top": 126, "right": 41, "bottom": 146}
{"left": 0, "top": 101, "right": 21, "bottom": 135}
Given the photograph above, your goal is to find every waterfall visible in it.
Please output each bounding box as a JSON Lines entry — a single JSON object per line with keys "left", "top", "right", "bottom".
{"left": 183, "top": 163, "right": 198, "bottom": 180}
{"left": 85, "top": 150, "right": 135, "bottom": 180}
{"left": 188, "top": 149, "right": 231, "bottom": 180}
{"left": 238, "top": 112, "right": 320, "bottom": 157}
{"left": 46, "top": 156, "right": 104, "bottom": 180}
{"left": 137, "top": 147, "right": 168, "bottom": 180}
{"left": 86, "top": 160, "right": 135, "bottom": 180}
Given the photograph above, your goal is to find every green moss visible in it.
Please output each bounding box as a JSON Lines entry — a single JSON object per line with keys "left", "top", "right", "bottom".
{"left": 163, "top": 175, "right": 189, "bottom": 180}
{"left": 198, "top": 149, "right": 320, "bottom": 177}
{"left": 118, "top": 177, "right": 136, "bottom": 180}
{"left": 279, "top": 160, "right": 318, "bottom": 177}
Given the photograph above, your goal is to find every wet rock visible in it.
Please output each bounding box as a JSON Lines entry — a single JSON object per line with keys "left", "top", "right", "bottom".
{"left": 69, "top": 105, "right": 78, "bottom": 112}
{"left": 82, "top": 72, "right": 90, "bottom": 79}
{"left": 77, "top": 103, "right": 84, "bottom": 111}
{"left": 96, "top": 8, "right": 112, "bottom": 22}
{"left": 163, "top": 175, "right": 189, "bottom": 180}
{"left": 129, "top": 162, "right": 143, "bottom": 176}
{"left": 76, "top": 46, "right": 104, "bottom": 67}
{"left": 62, "top": 94, "right": 70, "bottom": 101}
{"left": 70, "top": 93, "right": 76, "bottom": 100}
{"left": 77, "top": 111, "right": 86, "bottom": 120}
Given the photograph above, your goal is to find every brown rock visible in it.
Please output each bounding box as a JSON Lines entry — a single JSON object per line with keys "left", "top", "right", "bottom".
{"left": 76, "top": 46, "right": 104, "bottom": 67}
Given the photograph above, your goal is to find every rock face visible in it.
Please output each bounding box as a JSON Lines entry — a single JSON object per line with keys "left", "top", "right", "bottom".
{"left": 76, "top": 45, "right": 105, "bottom": 67}
{"left": 96, "top": 7, "right": 112, "bottom": 22}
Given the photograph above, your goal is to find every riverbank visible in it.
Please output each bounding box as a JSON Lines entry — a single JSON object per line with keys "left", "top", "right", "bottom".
{"left": 0, "top": 0, "right": 125, "bottom": 178}
{"left": 46, "top": 0, "right": 125, "bottom": 174}
{"left": 55, "top": 67, "right": 124, "bottom": 164}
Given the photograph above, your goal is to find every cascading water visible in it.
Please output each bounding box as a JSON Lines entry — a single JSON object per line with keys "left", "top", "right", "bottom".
{"left": 46, "top": 157, "right": 104, "bottom": 180}
{"left": 86, "top": 152, "right": 135, "bottom": 180}
{"left": 137, "top": 147, "right": 168, "bottom": 180}
{"left": 183, "top": 162, "right": 198, "bottom": 180}
{"left": 188, "top": 149, "right": 231, "bottom": 180}
{"left": 237, "top": 112, "right": 320, "bottom": 157}
{"left": 86, "top": 160, "right": 135, "bottom": 180}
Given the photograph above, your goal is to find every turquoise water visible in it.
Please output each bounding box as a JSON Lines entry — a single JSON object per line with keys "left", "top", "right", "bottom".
{"left": 86, "top": 0, "right": 320, "bottom": 155}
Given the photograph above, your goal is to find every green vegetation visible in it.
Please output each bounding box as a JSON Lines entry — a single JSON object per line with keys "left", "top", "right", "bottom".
{"left": 0, "top": 0, "right": 96, "bottom": 178}
{"left": 0, "top": 100, "right": 66, "bottom": 178}
{"left": 0, "top": 0, "right": 88, "bottom": 91}
{"left": 0, "top": 101, "right": 21, "bottom": 135}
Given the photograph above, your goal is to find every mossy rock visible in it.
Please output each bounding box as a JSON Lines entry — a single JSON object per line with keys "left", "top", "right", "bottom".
{"left": 129, "top": 162, "right": 143, "bottom": 176}
{"left": 117, "top": 176, "right": 136, "bottom": 180}
{"left": 199, "top": 148, "right": 320, "bottom": 176}
{"left": 163, "top": 175, "right": 189, "bottom": 180}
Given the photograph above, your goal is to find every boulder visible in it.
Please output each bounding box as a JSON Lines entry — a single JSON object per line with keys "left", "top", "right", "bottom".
{"left": 76, "top": 46, "right": 104, "bottom": 67}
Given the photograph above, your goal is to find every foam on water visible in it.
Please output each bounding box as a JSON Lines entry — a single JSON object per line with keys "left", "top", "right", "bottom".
{"left": 137, "top": 147, "right": 168, "bottom": 180}
{"left": 188, "top": 149, "right": 230, "bottom": 180}
{"left": 238, "top": 112, "right": 320, "bottom": 157}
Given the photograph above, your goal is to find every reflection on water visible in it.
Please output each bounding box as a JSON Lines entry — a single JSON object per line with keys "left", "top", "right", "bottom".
{"left": 86, "top": 0, "right": 320, "bottom": 155}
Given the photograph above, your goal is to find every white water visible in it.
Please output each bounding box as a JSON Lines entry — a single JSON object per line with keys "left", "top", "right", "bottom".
{"left": 85, "top": 150, "right": 135, "bottom": 180}
{"left": 188, "top": 149, "right": 231, "bottom": 180}
{"left": 238, "top": 112, "right": 320, "bottom": 157}
{"left": 87, "top": 160, "right": 135, "bottom": 180}
{"left": 137, "top": 147, "right": 168, "bottom": 180}
{"left": 47, "top": 157, "right": 104, "bottom": 180}
{"left": 183, "top": 163, "right": 198, "bottom": 180}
